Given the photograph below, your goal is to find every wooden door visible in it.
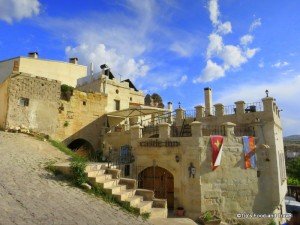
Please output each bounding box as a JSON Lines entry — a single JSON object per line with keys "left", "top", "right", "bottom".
{"left": 138, "top": 166, "right": 174, "bottom": 209}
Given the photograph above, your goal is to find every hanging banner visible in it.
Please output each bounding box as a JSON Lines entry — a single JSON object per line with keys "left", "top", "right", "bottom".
{"left": 210, "top": 135, "right": 224, "bottom": 171}
{"left": 242, "top": 136, "right": 257, "bottom": 169}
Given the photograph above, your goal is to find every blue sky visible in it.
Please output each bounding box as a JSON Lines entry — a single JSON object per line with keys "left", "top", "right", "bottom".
{"left": 0, "top": 0, "right": 300, "bottom": 135}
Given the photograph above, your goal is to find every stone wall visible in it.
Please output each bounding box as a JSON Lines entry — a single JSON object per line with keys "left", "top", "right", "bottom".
{"left": 103, "top": 120, "right": 287, "bottom": 224}
{"left": 0, "top": 78, "right": 9, "bottom": 129}
{"left": 5, "top": 74, "right": 61, "bottom": 135}
{"left": 54, "top": 90, "right": 108, "bottom": 151}
{"left": 77, "top": 74, "right": 145, "bottom": 112}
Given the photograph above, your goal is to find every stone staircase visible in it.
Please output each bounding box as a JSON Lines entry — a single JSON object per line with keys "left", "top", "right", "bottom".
{"left": 55, "top": 162, "right": 168, "bottom": 219}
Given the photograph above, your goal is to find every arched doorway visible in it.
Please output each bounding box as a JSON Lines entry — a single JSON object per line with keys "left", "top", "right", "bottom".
{"left": 138, "top": 166, "right": 174, "bottom": 209}
{"left": 67, "top": 139, "right": 94, "bottom": 158}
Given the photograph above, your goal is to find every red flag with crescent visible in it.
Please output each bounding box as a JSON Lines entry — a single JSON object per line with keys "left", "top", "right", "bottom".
{"left": 210, "top": 135, "right": 224, "bottom": 171}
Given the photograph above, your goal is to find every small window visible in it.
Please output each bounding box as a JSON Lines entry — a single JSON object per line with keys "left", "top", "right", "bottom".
{"left": 130, "top": 97, "right": 132, "bottom": 101}
{"left": 124, "top": 164, "right": 130, "bottom": 177}
{"left": 19, "top": 97, "right": 29, "bottom": 107}
{"left": 115, "top": 100, "right": 120, "bottom": 110}
{"left": 83, "top": 101, "right": 86, "bottom": 106}
{"left": 116, "top": 89, "right": 119, "bottom": 94}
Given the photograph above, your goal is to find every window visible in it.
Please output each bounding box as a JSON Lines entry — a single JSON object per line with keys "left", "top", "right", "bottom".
{"left": 19, "top": 97, "right": 29, "bottom": 107}
{"left": 116, "top": 89, "right": 119, "bottom": 94}
{"left": 115, "top": 100, "right": 120, "bottom": 110}
{"left": 130, "top": 97, "right": 132, "bottom": 101}
{"left": 83, "top": 101, "right": 86, "bottom": 106}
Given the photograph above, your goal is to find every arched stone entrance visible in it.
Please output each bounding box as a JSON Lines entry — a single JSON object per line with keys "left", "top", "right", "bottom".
{"left": 138, "top": 166, "right": 174, "bottom": 209}
{"left": 67, "top": 139, "right": 94, "bottom": 158}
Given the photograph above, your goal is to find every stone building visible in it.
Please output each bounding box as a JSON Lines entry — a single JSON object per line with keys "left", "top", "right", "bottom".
{"left": 0, "top": 53, "right": 149, "bottom": 154}
{"left": 103, "top": 88, "right": 288, "bottom": 224}
{"left": 0, "top": 53, "right": 288, "bottom": 224}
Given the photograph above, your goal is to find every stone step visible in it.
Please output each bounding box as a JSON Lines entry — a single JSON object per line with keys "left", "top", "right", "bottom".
{"left": 86, "top": 169, "right": 106, "bottom": 177}
{"left": 137, "top": 201, "right": 153, "bottom": 214}
{"left": 85, "top": 164, "right": 106, "bottom": 172}
{"left": 113, "top": 189, "right": 135, "bottom": 201}
{"left": 125, "top": 195, "right": 143, "bottom": 207}
{"left": 97, "top": 179, "right": 119, "bottom": 188}
{"left": 93, "top": 174, "right": 112, "bottom": 182}
{"left": 150, "top": 208, "right": 168, "bottom": 219}
{"left": 104, "top": 185, "right": 127, "bottom": 195}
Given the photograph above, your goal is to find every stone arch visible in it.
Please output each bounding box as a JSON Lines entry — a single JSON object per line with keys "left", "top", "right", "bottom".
{"left": 138, "top": 166, "right": 174, "bottom": 209}
{"left": 67, "top": 138, "right": 95, "bottom": 158}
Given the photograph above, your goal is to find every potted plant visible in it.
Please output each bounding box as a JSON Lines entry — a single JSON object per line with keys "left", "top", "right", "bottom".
{"left": 197, "top": 211, "right": 221, "bottom": 225}
{"left": 176, "top": 207, "right": 185, "bottom": 217}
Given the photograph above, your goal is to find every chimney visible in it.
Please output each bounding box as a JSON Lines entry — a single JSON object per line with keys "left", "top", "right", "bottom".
{"left": 69, "top": 57, "right": 78, "bottom": 64}
{"left": 204, "top": 87, "right": 212, "bottom": 116}
{"left": 28, "top": 52, "right": 38, "bottom": 59}
{"left": 167, "top": 102, "right": 173, "bottom": 111}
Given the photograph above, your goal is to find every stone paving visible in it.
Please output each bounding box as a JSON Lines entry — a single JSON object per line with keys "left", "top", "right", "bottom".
{"left": 0, "top": 132, "right": 150, "bottom": 225}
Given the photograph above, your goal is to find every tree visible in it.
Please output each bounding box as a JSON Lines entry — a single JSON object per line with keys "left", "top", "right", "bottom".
{"left": 144, "top": 93, "right": 164, "bottom": 108}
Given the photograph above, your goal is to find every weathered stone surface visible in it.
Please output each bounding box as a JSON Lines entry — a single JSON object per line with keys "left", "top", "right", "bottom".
{"left": 0, "top": 132, "right": 150, "bottom": 225}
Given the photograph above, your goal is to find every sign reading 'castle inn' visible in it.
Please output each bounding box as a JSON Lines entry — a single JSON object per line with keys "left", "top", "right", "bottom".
{"left": 139, "top": 139, "right": 180, "bottom": 147}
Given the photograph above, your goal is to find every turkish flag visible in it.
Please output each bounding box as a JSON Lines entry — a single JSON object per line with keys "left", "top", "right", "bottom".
{"left": 210, "top": 135, "right": 224, "bottom": 171}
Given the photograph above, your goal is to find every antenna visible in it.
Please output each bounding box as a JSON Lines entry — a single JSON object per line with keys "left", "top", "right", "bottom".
{"left": 90, "top": 62, "right": 94, "bottom": 76}
{"left": 118, "top": 73, "right": 123, "bottom": 82}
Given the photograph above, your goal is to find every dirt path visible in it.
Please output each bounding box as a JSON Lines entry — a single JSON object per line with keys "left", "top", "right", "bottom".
{"left": 0, "top": 131, "right": 149, "bottom": 225}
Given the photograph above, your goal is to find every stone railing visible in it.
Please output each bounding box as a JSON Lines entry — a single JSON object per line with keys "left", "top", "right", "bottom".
{"left": 130, "top": 122, "right": 255, "bottom": 140}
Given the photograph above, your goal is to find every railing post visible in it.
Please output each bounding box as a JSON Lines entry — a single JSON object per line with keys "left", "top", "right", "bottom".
{"left": 195, "top": 105, "right": 205, "bottom": 121}
{"left": 158, "top": 123, "right": 170, "bottom": 138}
{"left": 234, "top": 101, "right": 245, "bottom": 115}
{"left": 262, "top": 97, "right": 275, "bottom": 114}
{"left": 131, "top": 125, "right": 142, "bottom": 139}
{"left": 191, "top": 121, "right": 202, "bottom": 137}
{"left": 222, "top": 122, "right": 236, "bottom": 137}
{"left": 175, "top": 108, "right": 184, "bottom": 126}
{"left": 214, "top": 103, "right": 224, "bottom": 117}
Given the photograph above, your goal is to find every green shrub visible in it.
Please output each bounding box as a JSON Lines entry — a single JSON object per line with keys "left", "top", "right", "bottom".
{"left": 203, "top": 211, "right": 213, "bottom": 222}
{"left": 288, "top": 177, "right": 300, "bottom": 185}
{"left": 63, "top": 121, "right": 69, "bottom": 127}
{"left": 268, "top": 220, "right": 276, "bottom": 225}
{"left": 70, "top": 157, "right": 88, "bottom": 186}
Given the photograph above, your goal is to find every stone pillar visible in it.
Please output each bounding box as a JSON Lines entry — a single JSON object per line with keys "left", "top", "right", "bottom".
{"left": 234, "top": 101, "right": 245, "bottom": 115}
{"left": 158, "top": 123, "right": 170, "bottom": 139}
{"left": 191, "top": 121, "right": 202, "bottom": 137}
{"left": 195, "top": 105, "right": 205, "bottom": 121}
{"left": 204, "top": 87, "right": 212, "bottom": 116}
{"left": 262, "top": 97, "right": 275, "bottom": 114}
{"left": 131, "top": 125, "right": 142, "bottom": 139}
{"left": 222, "top": 122, "right": 236, "bottom": 137}
{"left": 214, "top": 104, "right": 224, "bottom": 117}
{"left": 175, "top": 108, "right": 184, "bottom": 126}
{"left": 168, "top": 102, "right": 174, "bottom": 124}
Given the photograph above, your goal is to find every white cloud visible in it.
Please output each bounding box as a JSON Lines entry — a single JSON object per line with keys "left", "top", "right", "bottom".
{"left": 170, "top": 41, "right": 197, "bottom": 57}
{"left": 65, "top": 43, "right": 149, "bottom": 80}
{"left": 194, "top": 0, "right": 260, "bottom": 83}
{"left": 194, "top": 60, "right": 225, "bottom": 83}
{"left": 272, "top": 61, "right": 289, "bottom": 68}
{"left": 240, "top": 34, "right": 253, "bottom": 46}
{"left": 208, "top": 0, "right": 220, "bottom": 25}
{"left": 245, "top": 48, "right": 260, "bottom": 58}
{"left": 249, "top": 18, "right": 262, "bottom": 32}
{"left": 207, "top": 33, "right": 223, "bottom": 58}
{"left": 215, "top": 75, "right": 300, "bottom": 135}
{"left": 144, "top": 73, "right": 188, "bottom": 90}
{"left": 217, "top": 21, "right": 232, "bottom": 34}
{"left": 0, "top": 0, "right": 40, "bottom": 23}
{"left": 258, "top": 60, "right": 264, "bottom": 68}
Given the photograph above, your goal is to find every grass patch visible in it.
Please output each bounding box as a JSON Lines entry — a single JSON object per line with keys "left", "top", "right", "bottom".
{"left": 87, "top": 185, "right": 150, "bottom": 220}
{"left": 43, "top": 138, "right": 150, "bottom": 220}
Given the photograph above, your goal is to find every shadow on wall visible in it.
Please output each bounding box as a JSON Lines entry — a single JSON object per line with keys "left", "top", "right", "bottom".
{"left": 59, "top": 115, "right": 107, "bottom": 154}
